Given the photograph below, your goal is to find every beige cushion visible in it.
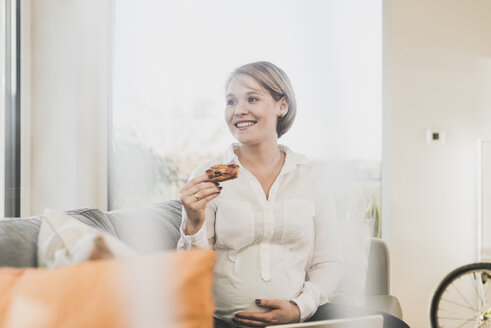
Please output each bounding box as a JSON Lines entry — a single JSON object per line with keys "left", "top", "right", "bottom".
{"left": 37, "top": 209, "right": 137, "bottom": 268}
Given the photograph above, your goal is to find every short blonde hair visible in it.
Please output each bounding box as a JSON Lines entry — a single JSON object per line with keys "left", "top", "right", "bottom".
{"left": 226, "top": 61, "right": 296, "bottom": 139}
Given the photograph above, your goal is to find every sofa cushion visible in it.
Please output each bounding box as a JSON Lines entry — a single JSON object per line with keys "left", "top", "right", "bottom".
{"left": 0, "top": 217, "right": 41, "bottom": 267}
{"left": 64, "top": 208, "right": 117, "bottom": 236}
{"left": 0, "top": 208, "right": 117, "bottom": 269}
{"left": 0, "top": 249, "right": 215, "bottom": 328}
{"left": 37, "top": 209, "right": 137, "bottom": 268}
{"left": 106, "top": 200, "right": 182, "bottom": 253}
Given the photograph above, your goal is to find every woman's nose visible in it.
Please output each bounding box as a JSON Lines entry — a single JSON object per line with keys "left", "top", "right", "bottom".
{"left": 234, "top": 101, "right": 248, "bottom": 116}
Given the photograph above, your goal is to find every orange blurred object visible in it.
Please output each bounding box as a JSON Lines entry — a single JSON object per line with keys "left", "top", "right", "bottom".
{"left": 0, "top": 249, "right": 215, "bottom": 328}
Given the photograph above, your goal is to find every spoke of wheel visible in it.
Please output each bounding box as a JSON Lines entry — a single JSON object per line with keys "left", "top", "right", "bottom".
{"left": 454, "top": 317, "right": 477, "bottom": 328}
{"left": 473, "top": 272, "right": 482, "bottom": 312}
{"left": 484, "top": 277, "right": 490, "bottom": 298}
{"left": 439, "top": 317, "right": 479, "bottom": 328}
{"left": 439, "top": 316, "right": 479, "bottom": 320}
{"left": 451, "top": 278, "right": 480, "bottom": 312}
{"left": 480, "top": 272, "right": 491, "bottom": 312}
{"left": 441, "top": 297, "right": 480, "bottom": 312}
{"left": 472, "top": 271, "right": 486, "bottom": 313}
{"left": 479, "top": 274, "right": 488, "bottom": 312}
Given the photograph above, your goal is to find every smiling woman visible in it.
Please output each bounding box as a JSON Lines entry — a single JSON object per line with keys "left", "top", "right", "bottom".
{"left": 178, "top": 61, "right": 339, "bottom": 326}
{"left": 177, "top": 62, "right": 408, "bottom": 328}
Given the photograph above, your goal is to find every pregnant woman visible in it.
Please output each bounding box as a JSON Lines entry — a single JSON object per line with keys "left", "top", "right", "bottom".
{"left": 177, "top": 61, "right": 408, "bottom": 328}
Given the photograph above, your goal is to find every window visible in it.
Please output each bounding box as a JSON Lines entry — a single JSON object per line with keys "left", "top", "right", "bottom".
{"left": 110, "top": 0, "right": 382, "bottom": 228}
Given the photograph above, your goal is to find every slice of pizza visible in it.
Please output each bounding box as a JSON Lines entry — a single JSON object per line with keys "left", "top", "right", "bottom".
{"left": 205, "top": 164, "right": 239, "bottom": 183}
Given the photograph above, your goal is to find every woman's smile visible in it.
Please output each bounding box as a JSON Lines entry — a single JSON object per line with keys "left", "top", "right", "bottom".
{"left": 235, "top": 120, "right": 257, "bottom": 130}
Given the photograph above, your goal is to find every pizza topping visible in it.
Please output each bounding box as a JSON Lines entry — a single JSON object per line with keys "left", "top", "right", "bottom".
{"left": 205, "top": 164, "right": 239, "bottom": 183}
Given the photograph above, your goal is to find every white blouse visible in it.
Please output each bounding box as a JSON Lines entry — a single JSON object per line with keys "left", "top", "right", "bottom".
{"left": 177, "top": 143, "right": 343, "bottom": 324}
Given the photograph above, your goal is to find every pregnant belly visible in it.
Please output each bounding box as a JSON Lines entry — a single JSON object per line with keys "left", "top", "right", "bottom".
{"left": 213, "top": 276, "right": 301, "bottom": 324}
{"left": 212, "top": 252, "right": 305, "bottom": 324}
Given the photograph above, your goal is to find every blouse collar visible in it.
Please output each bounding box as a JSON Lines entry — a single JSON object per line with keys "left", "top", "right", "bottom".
{"left": 222, "top": 142, "right": 308, "bottom": 175}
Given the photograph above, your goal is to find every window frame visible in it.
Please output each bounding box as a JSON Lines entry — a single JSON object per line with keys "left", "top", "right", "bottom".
{"left": 4, "top": 0, "right": 21, "bottom": 217}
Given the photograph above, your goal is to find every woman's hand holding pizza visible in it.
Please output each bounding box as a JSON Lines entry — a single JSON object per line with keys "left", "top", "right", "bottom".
{"left": 180, "top": 164, "right": 239, "bottom": 235}
{"left": 180, "top": 174, "right": 222, "bottom": 235}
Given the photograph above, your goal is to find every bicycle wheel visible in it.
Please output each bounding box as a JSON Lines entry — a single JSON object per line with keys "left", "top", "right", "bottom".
{"left": 430, "top": 262, "right": 491, "bottom": 328}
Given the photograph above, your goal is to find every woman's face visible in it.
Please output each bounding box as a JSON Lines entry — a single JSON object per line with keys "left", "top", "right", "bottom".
{"left": 225, "top": 74, "right": 287, "bottom": 146}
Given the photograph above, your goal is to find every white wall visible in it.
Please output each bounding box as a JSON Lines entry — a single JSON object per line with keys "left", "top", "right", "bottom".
{"left": 388, "top": 0, "right": 491, "bottom": 326}
{"left": 27, "top": 0, "right": 110, "bottom": 215}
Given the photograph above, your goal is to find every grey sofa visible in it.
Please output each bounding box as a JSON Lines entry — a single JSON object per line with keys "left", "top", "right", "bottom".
{"left": 0, "top": 199, "right": 402, "bottom": 319}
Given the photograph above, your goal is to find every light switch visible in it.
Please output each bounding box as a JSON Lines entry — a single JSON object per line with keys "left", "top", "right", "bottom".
{"left": 426, "top": 129, "right": 446, "bottom": 145}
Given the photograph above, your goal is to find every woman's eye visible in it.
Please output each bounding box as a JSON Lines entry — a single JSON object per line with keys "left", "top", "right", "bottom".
{"left": 226, "top": 99, "right": 237, "bottom": 106}
{"left": 248, "top": 97, "right": 259, "bottom": 103}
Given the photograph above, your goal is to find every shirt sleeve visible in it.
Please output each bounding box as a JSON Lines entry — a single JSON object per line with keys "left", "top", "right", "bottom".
{"left": 177, "top": 201, "right": 216, "bottom": 249}
{"left": 176, "top": 166, "right": 217, "bottom": 250}
{"left": 290, "top": 184, "right": 344, "bottom": 322}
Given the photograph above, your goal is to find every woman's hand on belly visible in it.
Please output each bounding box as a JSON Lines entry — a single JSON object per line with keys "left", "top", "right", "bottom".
{"left": 232, "top": 299, "right": 300, "bottom": 327}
